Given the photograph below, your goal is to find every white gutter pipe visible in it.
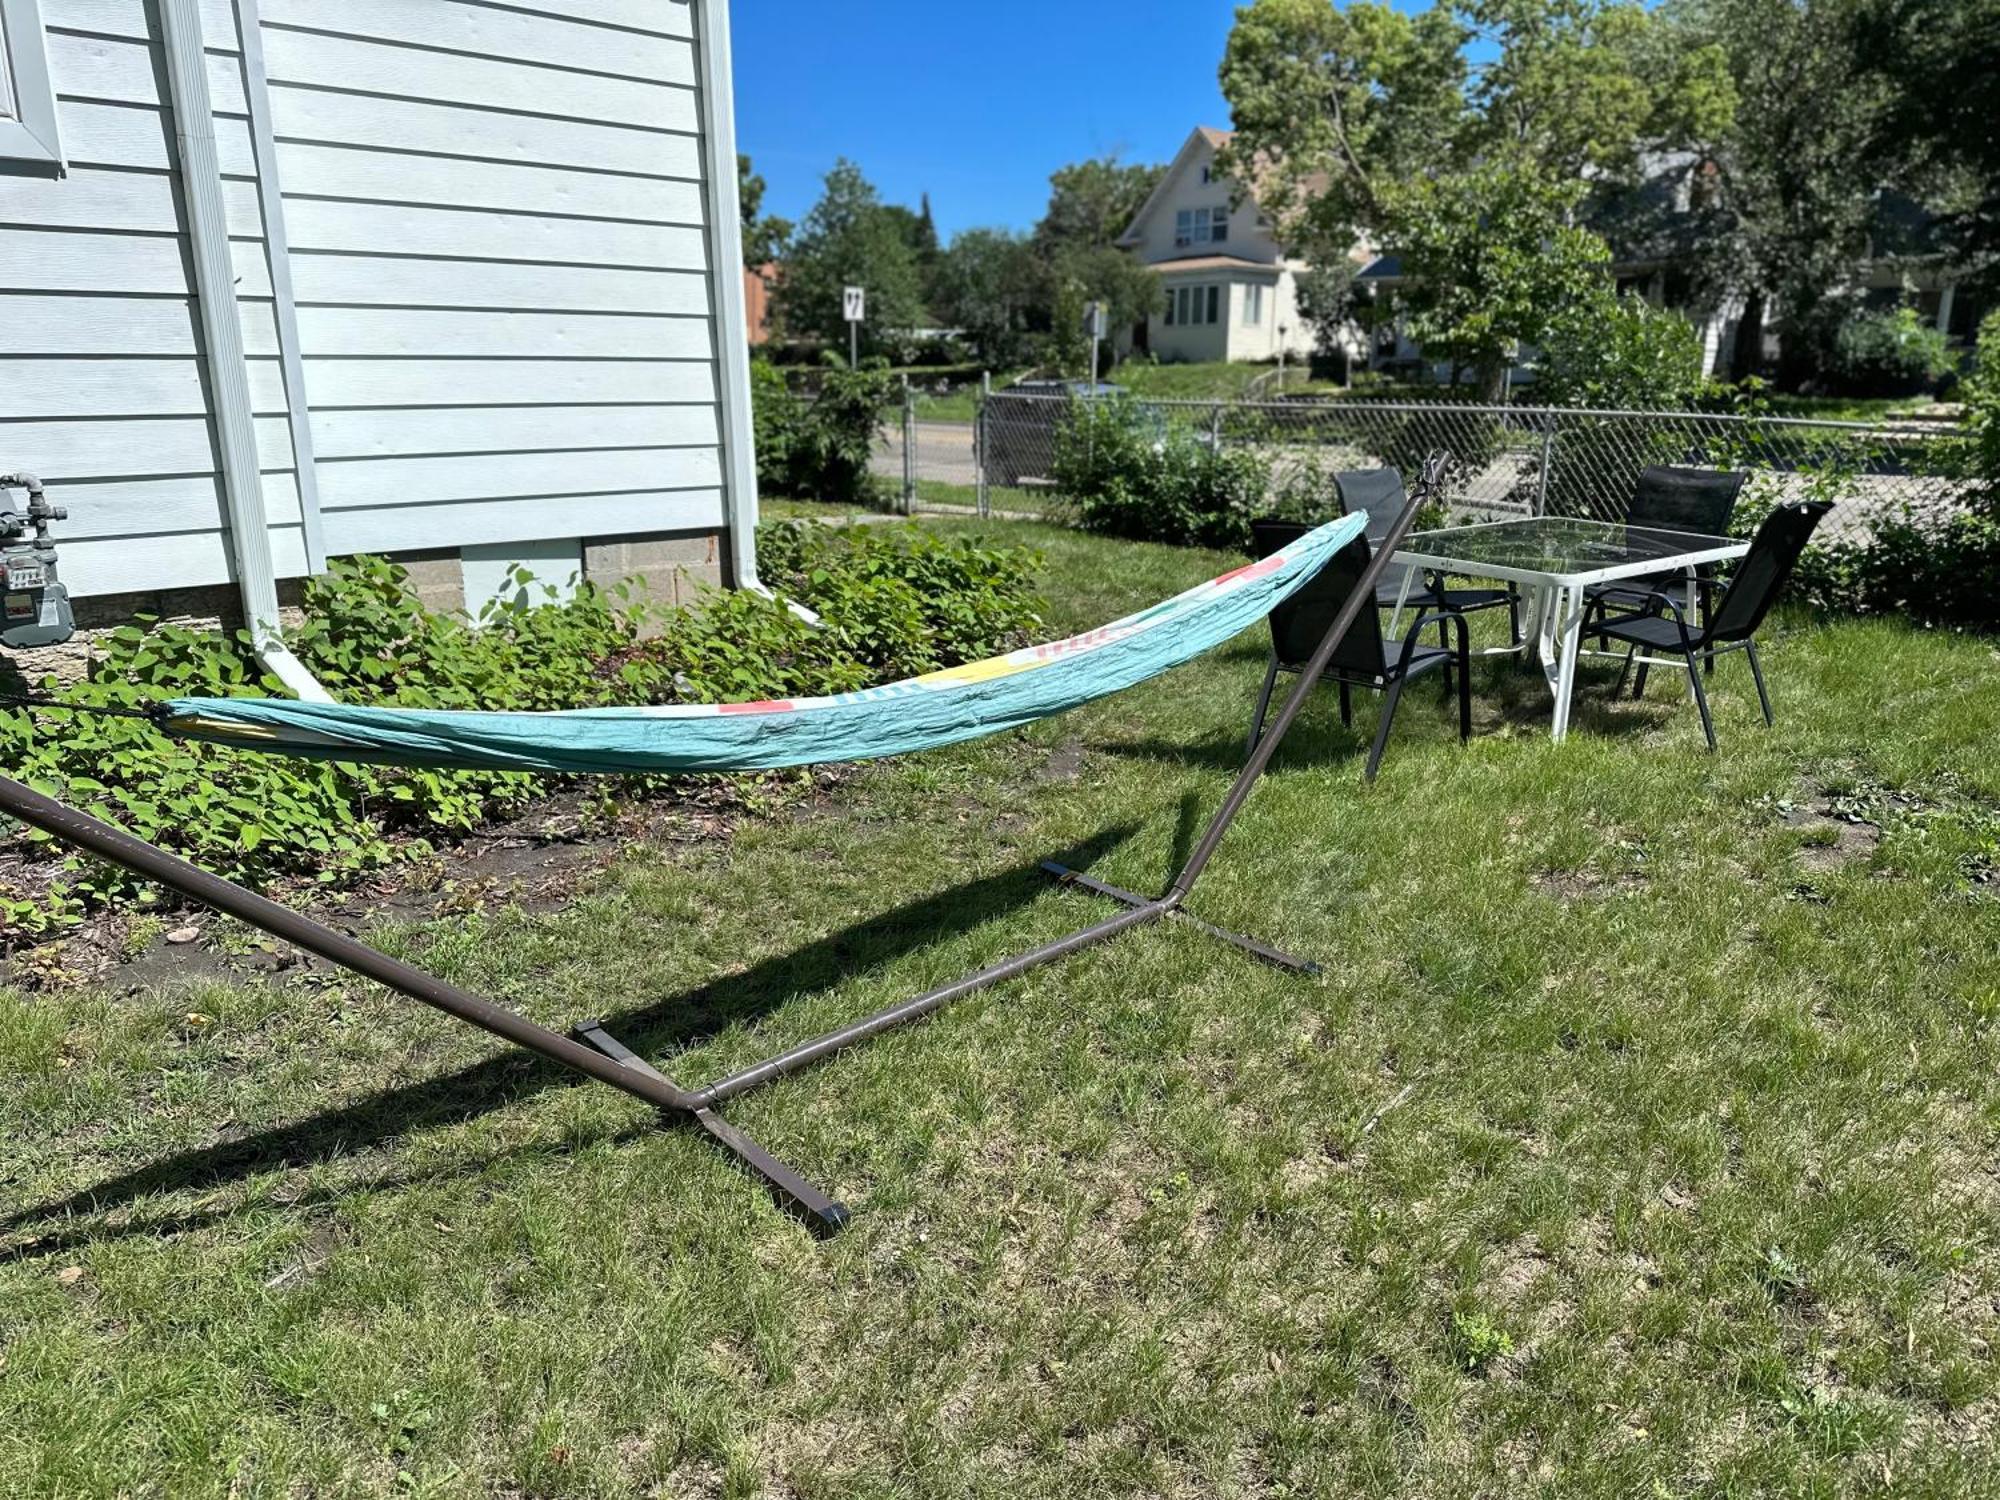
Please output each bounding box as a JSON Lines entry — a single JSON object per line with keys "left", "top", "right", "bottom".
{"left": 693, "top": 0, "right": 822, "bottom": 624}
{"left": 158, "top": 0, "right": 331, "bottom": 702}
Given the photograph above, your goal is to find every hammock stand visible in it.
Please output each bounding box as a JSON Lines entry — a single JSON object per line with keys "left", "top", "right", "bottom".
{"left": 0, "top": 470, "right": 1437, "bottom": 1237}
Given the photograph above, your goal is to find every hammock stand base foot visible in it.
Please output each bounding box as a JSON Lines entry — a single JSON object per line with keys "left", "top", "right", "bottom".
{"left": 1038, "top": 861, "right": 1320, "bottom": 975}
{"left": 569, "top": 1019, "right": 851, "bottom": 1238}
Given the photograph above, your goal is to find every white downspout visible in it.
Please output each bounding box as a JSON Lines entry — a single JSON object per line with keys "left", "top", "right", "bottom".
{"left": 158, "top": 0, "right": 331, "bottom": 702}
{"left": 695, "top": 0, "right": 817, "bottom": 620}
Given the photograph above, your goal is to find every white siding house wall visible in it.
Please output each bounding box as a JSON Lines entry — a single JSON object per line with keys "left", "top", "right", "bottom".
{"left": 0, "top": 0, "right": 308, "bottom": 597}
{"left": 0, "top": 0, "right": 742, "bottom": 612}
{"left": 253, "top": 0, "right": 724, "bottom": 562}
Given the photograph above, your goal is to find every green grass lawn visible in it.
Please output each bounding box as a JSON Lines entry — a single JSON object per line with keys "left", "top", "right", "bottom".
{"left": 5, "top": 521, "right": 2000, "bottom": 1497}
{"left": 1112, "top": 361, "right": 1280, "bottom": 402}
{"left": 1758, "top": 395, "right": 1955, "bottom": 425}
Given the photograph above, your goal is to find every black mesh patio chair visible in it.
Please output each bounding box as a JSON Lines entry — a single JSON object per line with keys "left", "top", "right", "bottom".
{"left": 1595, "top": 500, "right": 1831, "bottom": 751}
{"left": 1246, "top": 519, "right": 1472, "bottom": 781}
{"left": 1335, "top": 469, "right": 1522, "bottom": 645}
{"left": 1584, "top": 466, "right": 1749, "bottom": 661}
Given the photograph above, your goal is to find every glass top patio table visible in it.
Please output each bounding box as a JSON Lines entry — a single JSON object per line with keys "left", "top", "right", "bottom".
{"left": 1394, "top": 516, "right": 1747, "bottom": 587}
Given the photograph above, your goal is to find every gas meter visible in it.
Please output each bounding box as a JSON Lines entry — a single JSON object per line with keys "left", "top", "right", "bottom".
{"left": 1, "top": 473, "right": 75, "bottom": 649}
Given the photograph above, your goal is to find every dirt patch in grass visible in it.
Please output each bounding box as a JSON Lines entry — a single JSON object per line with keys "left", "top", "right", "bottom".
{"left": 1787, "top": 805, "right": 1883, "bottom": 873}
{"left": 0, "top": 792, "right": 743, "bottom": 996}
{"left": 1532, "top": 868, "right": 1649, "bottom": 901}
{"left": 1040, "top": 736, "right": 1086, "bottom": 783}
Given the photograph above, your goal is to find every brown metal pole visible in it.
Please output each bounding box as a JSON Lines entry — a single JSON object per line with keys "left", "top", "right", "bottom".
{"left": 0, "top": 772, "right": 704, "bottom": 1116}
{"left": 1166, "top": 452, "right": 1447, "bottom": 902}
{"left": 696, "top": 899, "right": 1166, "bottom": 1106}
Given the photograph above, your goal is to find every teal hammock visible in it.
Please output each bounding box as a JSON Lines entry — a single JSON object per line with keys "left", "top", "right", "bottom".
{"left": 166, "top": 514, "right": 1365, "bottom": 776}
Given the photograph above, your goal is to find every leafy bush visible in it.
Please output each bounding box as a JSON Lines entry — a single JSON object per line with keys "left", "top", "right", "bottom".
{"left": 1823, "top": 308, "right": 1954, "bottom": 397}
{"left": 1725, "top": 317, "right": 2000, "bottom": 627}
{"left": 750, "top": 359, "right": 897, "bottom": 506}
{"left": 1052, "top": 397, "right": 1277, "bottom": 551}
{"left": 0, "top": 524, "right": 1041, "bottom": 935}
{"left": 1533, "top": 292, "right": 1716, "bottom": 410}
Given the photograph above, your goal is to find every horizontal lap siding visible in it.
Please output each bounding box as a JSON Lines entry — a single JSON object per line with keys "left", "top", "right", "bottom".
{"left": 263, "top": 0, "right": 721, "bottom": 561}
{"left": 0, "top": 0, "right": 302, "bottom": 599}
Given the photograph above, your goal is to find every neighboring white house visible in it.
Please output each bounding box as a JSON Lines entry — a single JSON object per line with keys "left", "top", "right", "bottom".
{"left": 1117, "top": 127, "right": 1318, "bottom": 366}
{"left": 0, "top": 0, "right": 760, "bottom": 669}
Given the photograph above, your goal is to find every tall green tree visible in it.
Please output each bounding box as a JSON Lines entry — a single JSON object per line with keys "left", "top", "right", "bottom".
{"left": 1032, "top": 156, "right": 1166, "bottom": 257}
{"left": 1028, "top": 156, "right": 1166, "bottom": 374}
{"left": 930, "top": 228, "right": 1043, "bottom": 365}
{"left": 775, "top": 160, "right": 928, "bottom": 355}
{"left": 1389, "top": 165, "right": 1614, "bottom": 393}
{"left": 1220, "top": 0, "right": 1732, "bottom": 388}
{"left": 1851, "top": 0, "right": 2000, "bottom": 296}
{"left": 1662, "top": 0, "right": 1902, "bottom": 384}
{"left": 736, "top": 154, "right": 790, "bottom": 270}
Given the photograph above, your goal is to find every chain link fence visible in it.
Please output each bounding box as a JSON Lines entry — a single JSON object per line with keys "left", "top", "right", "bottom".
{"left": 869, "top": 387, "right": 1968, "bottom": 537}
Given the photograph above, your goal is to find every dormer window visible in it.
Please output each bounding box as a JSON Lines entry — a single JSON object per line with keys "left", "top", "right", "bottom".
{"left": 1175, "top": 205, "right": 1231, "bottom": 248}
{"left": 1200, "top": 164, "right": 1213, "bottom": 184}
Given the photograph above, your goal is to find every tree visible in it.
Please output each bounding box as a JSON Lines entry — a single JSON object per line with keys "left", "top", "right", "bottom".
{"left": 1293, "top": 261, "right": 1374, "bottom": 371}
{"left": 1045, "top": 245, "right": 1164, "bottom": 377}
{"left": 1659, "top": 0, "right": 1901, "bottom": 385}
{"left": 930, "top": 228, "right": 1043, "bottom": 365}
{"left": 1017, "top": 156, "right": 1167, "bottom": 373}
{"left": 1851, "top": 0, "right": 2000, "bottom": 296}
{"left": 736, "top": 154, "right": 790, "bottom": 270}
{"left": 1389, "top": 164, "right": 1613, "bottom": 395}
{"left": 1033, "top": 156, "right": 1166, "bottom": 257}
{"left": 774, "top": 160, "right": 928, "bottom": 354}
{"left": 1535, "top": 288, "right": 1713, "bottom": 408}
{"left": 1221, "top": 0, "right": 1732, "bottom": 389}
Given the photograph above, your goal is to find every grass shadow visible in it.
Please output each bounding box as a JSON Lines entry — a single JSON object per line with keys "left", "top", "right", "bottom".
{"left": 1, "top": 822, "right": 1142, "bottom": 1257}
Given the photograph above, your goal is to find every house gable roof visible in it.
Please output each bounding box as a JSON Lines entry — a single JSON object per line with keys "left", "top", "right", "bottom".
{"left": 1117, "top": 126, "right": 1235, "bottom": 249}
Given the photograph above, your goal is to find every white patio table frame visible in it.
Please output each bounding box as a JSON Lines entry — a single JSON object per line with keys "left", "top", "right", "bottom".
{"left": 1385, "top": 517, "right": 1751, "bottom": 742}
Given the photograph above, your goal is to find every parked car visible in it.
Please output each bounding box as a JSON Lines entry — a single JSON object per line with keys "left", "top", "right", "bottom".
{"left": 983, "top": 381, "right": 1127, "bottom": 489}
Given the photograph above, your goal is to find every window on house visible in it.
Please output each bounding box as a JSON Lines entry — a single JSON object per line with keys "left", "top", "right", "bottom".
{"left": 1175, "top": 208, "right": 1195, "bottom": 248}
{"left": 1200, "top": 164, "right": 1213, "bottom": 184}
{"left": 0, "top": 0, "right": 63, "bottom": 171}
{"left": 1243, "top": 284, "right": 1264, "bottom": 327}
{"left": 1167, "top": 285, "right": 1225, "bottom": 327}
{"left": 1210, "top": 204, "right": 1230, "bottom": 243}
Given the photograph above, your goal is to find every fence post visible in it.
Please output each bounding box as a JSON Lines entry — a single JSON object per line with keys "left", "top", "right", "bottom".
{"left": 900, "top": 375, "right": 915, "bottom": 515}
{"left": 976, "top": 371, "right": 991, "bottom": 519}
{"left": 1534, "top": 417, "right": 1556, "bottom": 518}
{"left": 1210, "top": 402, "right": 1224, "bottom": 450}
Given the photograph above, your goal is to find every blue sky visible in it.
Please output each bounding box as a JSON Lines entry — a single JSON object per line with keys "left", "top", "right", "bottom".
{"left": 730, "top": 0, "right": 1244, "bottom": 242}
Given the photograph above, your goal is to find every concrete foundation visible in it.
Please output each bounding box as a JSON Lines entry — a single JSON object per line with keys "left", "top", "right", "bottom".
{"left": 583, "top": 529, "right": 727, "bottom": 609}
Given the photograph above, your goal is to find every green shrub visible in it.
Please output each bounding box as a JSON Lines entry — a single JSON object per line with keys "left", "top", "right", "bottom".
{"left": 0, "top": 523, "right": 1041, "bottom": 936}
{"left": 750, "top": 359, "right": 896, "bottom": 506}
{"left": 1533, "top": 291, "right": 1716, "bottom": 411}
{"left": 1824, "top": 307, "right": 1954, "bottom": 397}
{"left": 1723, "top": 325, "right": 2000, "bottom": 627}
{"left": 1053, "top": 397, "right": 1276, "bottom": 551}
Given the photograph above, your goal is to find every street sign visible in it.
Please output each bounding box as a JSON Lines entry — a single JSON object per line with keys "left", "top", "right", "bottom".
{"left": 1083, "top": 301, "right": 1107, "bottom": 383}
{"left": 843, "top": 286, "right": 866, "bottom": 323}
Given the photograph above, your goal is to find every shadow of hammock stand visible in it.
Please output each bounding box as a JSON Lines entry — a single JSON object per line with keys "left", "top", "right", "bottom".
{"left": 0, "top": 463, "right": 1441, "bottom": 1237}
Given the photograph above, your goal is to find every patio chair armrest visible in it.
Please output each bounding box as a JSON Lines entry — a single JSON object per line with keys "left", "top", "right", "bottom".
{"left": 1396, "top": 608, "right": 1472, "bottom": 675}
{"left": 1617, "top": 587, "right": 1698, "bottom": 622}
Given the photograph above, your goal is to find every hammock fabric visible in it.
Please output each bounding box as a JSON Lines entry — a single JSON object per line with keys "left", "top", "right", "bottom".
{"left": 166, "top": 514, "right": 1366, "bottom": 776}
